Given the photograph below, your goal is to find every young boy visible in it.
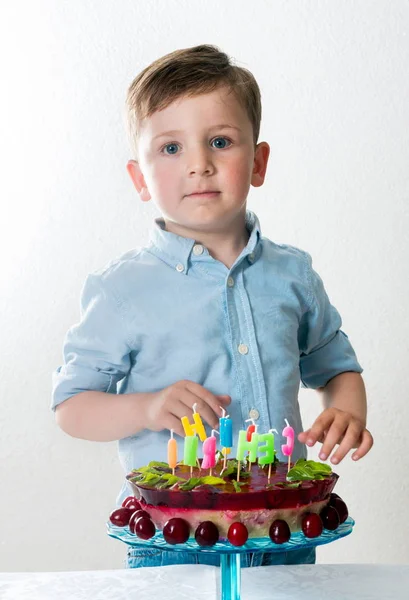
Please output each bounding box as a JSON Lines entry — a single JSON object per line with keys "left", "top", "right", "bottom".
{"left": 52, "top": 45, "right": 373, "bottom": 568}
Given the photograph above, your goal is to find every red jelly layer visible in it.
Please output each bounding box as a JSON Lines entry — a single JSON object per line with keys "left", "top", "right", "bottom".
{"left": 127, "top": 462, "right": 338, "bottom": 511}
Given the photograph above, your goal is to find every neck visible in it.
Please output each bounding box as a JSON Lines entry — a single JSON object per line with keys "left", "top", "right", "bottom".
{"left": 164, "top": 212, "right": 249, "bottom": 269}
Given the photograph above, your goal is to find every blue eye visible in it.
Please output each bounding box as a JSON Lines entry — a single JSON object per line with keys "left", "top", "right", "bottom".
{"left": 162, "top": 143, "right": 179, "bottom": 155}
{"left": 211, "top": 137, "right": 231, "bottom": 149}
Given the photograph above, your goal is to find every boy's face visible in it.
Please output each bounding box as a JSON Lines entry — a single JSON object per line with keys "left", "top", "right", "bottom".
{"left": 127, "top": 86, "right": 269, "bottom": 236}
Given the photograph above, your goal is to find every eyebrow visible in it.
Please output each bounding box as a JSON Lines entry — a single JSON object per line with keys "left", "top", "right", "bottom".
{"left": 152, "top": 124, "right": 242, "bottom": 142}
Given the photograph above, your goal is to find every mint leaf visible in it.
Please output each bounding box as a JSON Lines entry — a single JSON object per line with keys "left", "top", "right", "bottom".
{"left": 232, "top": 480, "right": 245, "bottom": 493}
{"left": 287, "top": 459, "right": 332, "bottom": 482}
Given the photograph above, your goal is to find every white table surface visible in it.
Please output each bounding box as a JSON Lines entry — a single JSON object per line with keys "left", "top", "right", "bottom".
{"left": 1, "top": 564, "right": 408, "bottom": 600}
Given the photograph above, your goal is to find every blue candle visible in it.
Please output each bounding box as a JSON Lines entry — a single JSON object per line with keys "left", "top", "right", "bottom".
{"left": 219, "top": 410, "right": 233, "bottom": 448}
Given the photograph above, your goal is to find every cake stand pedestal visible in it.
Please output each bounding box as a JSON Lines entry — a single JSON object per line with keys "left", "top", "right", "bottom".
{"left": 107, "top": 517, "right": 354, "bottom": 600}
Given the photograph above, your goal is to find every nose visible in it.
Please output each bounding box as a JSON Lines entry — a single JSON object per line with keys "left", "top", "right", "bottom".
{"left": 187, "top": 146, "right": 215, "bottom": 176}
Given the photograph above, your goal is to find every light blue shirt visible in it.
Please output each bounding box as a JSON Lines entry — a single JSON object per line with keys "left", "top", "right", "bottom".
{"left": 52, "top": 211, "right": 362, "bottom": 503}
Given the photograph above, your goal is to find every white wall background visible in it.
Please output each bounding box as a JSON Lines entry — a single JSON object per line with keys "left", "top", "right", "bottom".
{"left": 1, "top": 0, "right": 408, "bottom": 572}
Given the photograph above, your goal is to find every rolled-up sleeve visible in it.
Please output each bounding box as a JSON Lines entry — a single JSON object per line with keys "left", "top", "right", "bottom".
{"left": 51, "top": 273, "right": 132, "bottom": 410}
{"left": 298, "top": 253, "right": 363, "bottom": 389}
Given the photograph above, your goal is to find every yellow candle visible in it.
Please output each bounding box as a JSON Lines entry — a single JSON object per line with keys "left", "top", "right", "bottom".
{"left": 181, "top": 403, "right": 207, "bottom": 441}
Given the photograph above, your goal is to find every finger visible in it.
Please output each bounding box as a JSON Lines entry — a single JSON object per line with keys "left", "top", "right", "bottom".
{"left": 305, "top": 411, "right": 339, "bottom": 446}
{"left": 216, "top": 394, "right": 231, "bottom": 406}
{"left": 318, "top": 418, "right": 349, "bottom": 460}
{"left": 351, "top": 430, "right": 374, "bottom": 461}
{"left": 298, "top": 430, "right": 311, "bottom": 444}
{"left": 185, "top": 381, "right": 228, "bottom": 417}
{"left": 329, "top": 422, "right": 363, "bottom": 464}
{"left": 179, "top": 390, "right": 220, "bottom": 430}
{"left": 165, "top": 414, "right": 186, "bottom": 438}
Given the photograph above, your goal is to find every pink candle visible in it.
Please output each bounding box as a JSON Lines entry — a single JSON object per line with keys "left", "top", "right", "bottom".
{"left": 281, "top": 419, "right": 295, "bottom": 471}
{"left": 202, "top": 430, "right": 217, "bottom": 471}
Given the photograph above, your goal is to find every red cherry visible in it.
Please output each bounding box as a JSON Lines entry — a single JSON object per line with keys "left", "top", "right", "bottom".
{"left": 134, "top": 516, "right": 155, "bottom": 540}
{"left": 320, "top": 506, "right": 340, "bottom": 531}
{"left": 163, "top": 518, "right": 190, "bottom": 545}
{"left": 122, "top": 496, "right": 137, "bottom": 508}
{"left": 227, "top": 522, "right": 248, "bottom": 546}
{"left": 332, "top": 498, "right": 348, "bottom": 524}
{"left": 195, "top": 521, "right": 219, "bottom": 547}
{"left": 109, "top": 507, "right": 134, "bottom": 527}
{"left": 329, "top": 492, "right": 341, "bottom": 503}
{"left": 122, "top": 498, "right": 141, "bottom": 512}
{"left": 269, "top": 520, "right": 291, "bottom": 544}
{"left": 129, "top": 510, "right": 149, "bottom": 532}
{"left": 302, "top": 513, "right": 323, "bottom": 538}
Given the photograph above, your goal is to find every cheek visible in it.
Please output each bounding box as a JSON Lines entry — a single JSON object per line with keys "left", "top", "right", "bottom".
{"left": 224, "top": 155, "right": 253, "bottom": 189}
{"left": 149, "top": 160, "right": 180, "bottom": 194}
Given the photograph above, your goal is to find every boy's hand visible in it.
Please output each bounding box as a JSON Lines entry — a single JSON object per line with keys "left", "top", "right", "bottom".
{"left": 298, "top": 407, "right": 373, "bottom": 465}
{"left": 145, "top": 380, "right": 231, "bottom": 436}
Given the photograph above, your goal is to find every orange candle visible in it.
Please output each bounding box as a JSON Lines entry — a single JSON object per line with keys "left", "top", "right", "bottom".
{"left": 168, "top": 430, "right": 178, "bottom": 475}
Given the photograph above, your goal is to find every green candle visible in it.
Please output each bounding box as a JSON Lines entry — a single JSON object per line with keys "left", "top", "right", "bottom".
{"left": 236, "top": 429, "right": 259, "bottom": 463}
{"left": 184, "top": 435, "right": 198, "bottom": 467}
{"left": 258, "top": 432, "right": 275, "bottom": 465}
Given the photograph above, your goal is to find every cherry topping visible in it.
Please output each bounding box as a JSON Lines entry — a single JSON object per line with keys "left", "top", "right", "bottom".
{"left": 129, "top": 510, "right": 149, "bottom": 532}
{"left": 228, "top": 522, "right": 248, "bottom": 546}
{"left": 109, "top": 507, "right": 134, "bottom": 527}
{"left": 269, "top": 519, "right": 291, "bottom": 544}
{"left": 163, "top": 518, "right": 190, "bottom": 545}
{"left": 332, "top": 498, "right": 348, "bottom": 523}
{"left": 195, "top": 521, "right": 219, "bottom": 547}
{"left": 122, "top": 497, "right": 141, "bottom": 512}
{"left": 320, "top": 506, "right": 340, "bottom": 530}
{"left": 122, "top": 496, "right": 138, "bottom": 508}
{"left": 134, "top": 516, "right": 155, "bottom": 540}
{"left": 302, "top": 513, "right": 323, "bottom": 538}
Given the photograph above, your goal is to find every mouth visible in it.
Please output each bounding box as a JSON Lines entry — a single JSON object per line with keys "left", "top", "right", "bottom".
{"left": 185, "top": 191, "right": 220, "bottom": 199}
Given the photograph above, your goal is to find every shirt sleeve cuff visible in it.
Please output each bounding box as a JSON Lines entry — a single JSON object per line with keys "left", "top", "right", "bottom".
{"left": 299, "top": 330, "right": 363, "bottom": 389}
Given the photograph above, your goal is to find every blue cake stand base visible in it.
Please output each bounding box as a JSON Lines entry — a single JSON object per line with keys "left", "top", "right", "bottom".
{"left": 107, "top": 517, "right": 354, "bottom": 600}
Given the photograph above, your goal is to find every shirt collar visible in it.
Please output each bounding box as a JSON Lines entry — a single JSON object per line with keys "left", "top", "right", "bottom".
{"left": 148, "top": 210, "right": 262, "bottom": 273}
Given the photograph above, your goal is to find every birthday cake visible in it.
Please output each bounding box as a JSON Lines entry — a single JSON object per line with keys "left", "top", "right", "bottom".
{"left": 109, "top": 410, "right": 349, "bottom": 547}
{"left": 110, "top": 457, "right": 348, "bottom": 547}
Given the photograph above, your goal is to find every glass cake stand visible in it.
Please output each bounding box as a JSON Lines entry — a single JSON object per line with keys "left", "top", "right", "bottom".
{"left": 107, "top": 517, "right": 354, "bottom": 600}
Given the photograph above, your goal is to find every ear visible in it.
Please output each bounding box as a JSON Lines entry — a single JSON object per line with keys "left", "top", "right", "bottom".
{"left": 251, "top": 142, "right": 270, "bottom": 188}
{"left": 126, "top": 160, "right": 151, "bottom": 202}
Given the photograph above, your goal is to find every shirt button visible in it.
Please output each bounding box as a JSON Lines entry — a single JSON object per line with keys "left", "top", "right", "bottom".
{"left": 227, "top": 276, "right": 235, "bottom": 287}
{"left": 193, "top": 244, "right": 204, "bottom": 256}
{"left": 248, "top": 252, "right": 255, "bottom": 262}
{"left": 238, "top": 343, "right": 249, "bottom": 355}
{"left": 176, "top": 263, "right": 185, "bottom": 273}
{"left": 249, "top": 408, "right": 260, "bottom": 420}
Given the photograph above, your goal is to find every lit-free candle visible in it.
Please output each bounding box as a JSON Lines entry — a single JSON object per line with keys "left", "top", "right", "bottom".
{"left": 245, "top": 418, "right": 256, "bottom": 441}
{"left": 184, "top": 435, "right": 198, "bottom": 468}
{"left": 219, "top": 409, "right": 233, "bottom": 448}
{"left": 258, "top": 428, "right": 277, "bottom": 482}
{"left": 236, "top": 429, "right": 259, "bottom": 481}
{"left": 168, "top": 430, "right": 178, "bottom": 475}
{"left": 258, "top": 430, "right": 275, "bottom": 465}
{"left": 181, "top": 403, "right": 207, "bottom": 441}
{"left": 281, "top": 419, "right": 295, "bottom": 471}
{"left": 237, "top": 429, "right": 259, "bottom": 462}
{"left": 202, "top": 430, "right": 217, "bottom": 474}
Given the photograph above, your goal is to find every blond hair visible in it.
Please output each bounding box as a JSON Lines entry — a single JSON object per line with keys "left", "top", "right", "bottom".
{"left": 126, "top": 44, "right": 262, "bottom": 158}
